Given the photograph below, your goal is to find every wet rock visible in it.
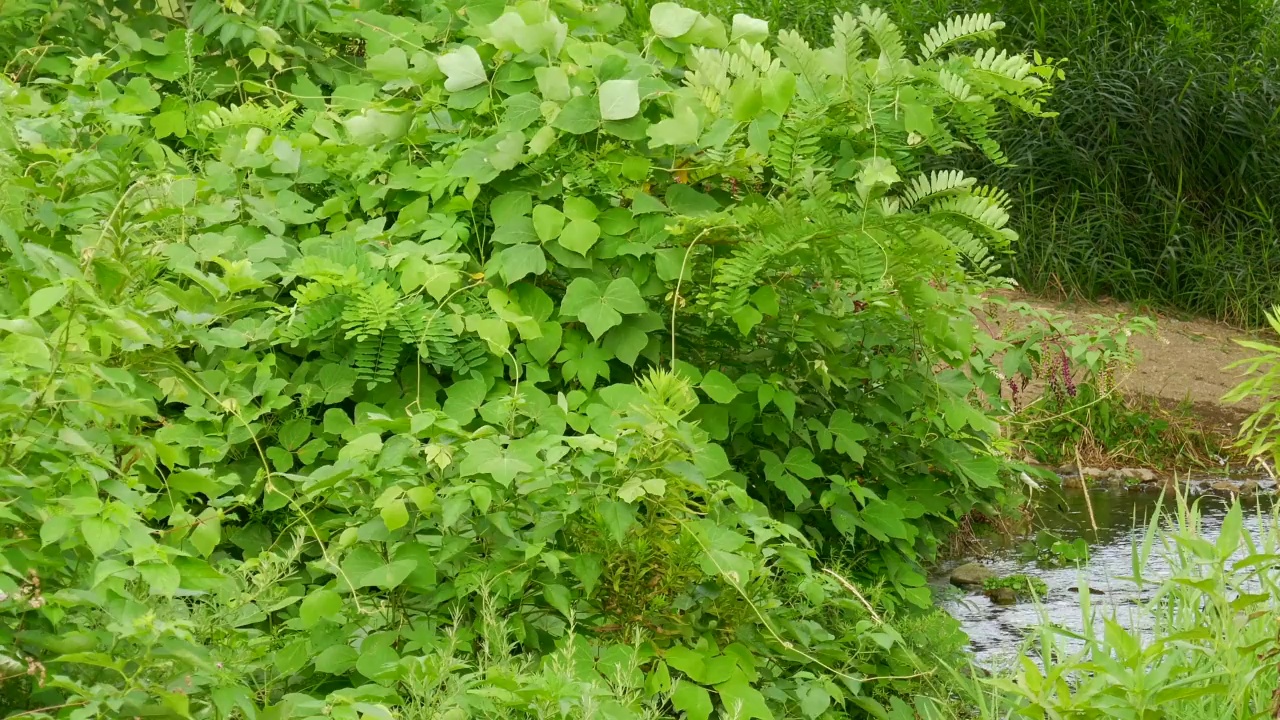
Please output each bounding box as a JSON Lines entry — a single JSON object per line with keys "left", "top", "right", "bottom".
{"left": 1080, "top": 467, "right": 1109, "bottom": 479}
{"left": 1062, "top": 474, "right": 1084, "bottom": 489}
{"left": 1068, "top": 585, "right": 1105, "bottom": 595}
{"left": 1241, "top": 480, "right": 1259, "bottom": 496}
{"left": 1117, "top": 468, "right": 1158, "bottom": 483}
{"left": 950, "top": 562, "right": 996, "bottom": 588}
{"left": 985, "top": 587, "right": 1018, "bottom": 605}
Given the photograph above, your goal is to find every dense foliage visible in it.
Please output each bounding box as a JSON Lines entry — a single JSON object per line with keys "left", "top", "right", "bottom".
{"left": 704, "top": 0, "right": 1280, "bottom": 326}
{"left": 0, "top": 0, "right": 1055, "bottom": 717}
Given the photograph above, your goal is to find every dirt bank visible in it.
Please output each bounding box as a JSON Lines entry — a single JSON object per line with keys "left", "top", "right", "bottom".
{"left": 989, "top": 290, "right": 1272, "bottom": 436}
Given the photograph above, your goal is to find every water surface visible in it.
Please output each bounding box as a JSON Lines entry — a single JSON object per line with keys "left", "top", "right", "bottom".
{"left": 937, "top": 484, "right": 1279, "bottom": 666}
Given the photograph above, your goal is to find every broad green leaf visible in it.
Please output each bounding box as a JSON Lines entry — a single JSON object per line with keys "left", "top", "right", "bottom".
{"left": 299, "top": 589, "right": 342, "bottom": 628}
{"left": 732, "top": 14, "right": 770, "bottom": 43}
{"left": 559, "top": 219, "right": 601, "bottom": 255}
{"left": 552, "top": 95, "right": 601, "bottom": 134}
{"left": 494, "top": 243, "right": 547, "bottom": 284}
{"left": 599, "top": 79, "right": 641, "bottom": 120}
{"left": 650, "top": 2, "right": 700, "bottom": 38}
{"left": 647, "top": 104, "right": 700, "bottom": 148}
{"left": 368, "top": 47, "right": 409, "bottom": 81}
{"left": 699, "top": 370, "right": 740, "bottom": 403}
{"left": 315, "top": 645, "right": 358, "bottom": 674}
{"left": 357, "top": 559, "right": 418, "bottom": 589}
{"left": 563, "top": 196, "right": 599, "bottom": 222}
{"left": 190, "top": 510, "right": 220, "bottom": 557}
{"left": 27, "top": 286, "right": 67, "bottom": 318}
{"left": 438, "top": 45, "right": 487, "bottom": 91}
{"left": 715, "top": 676, "right": 774, "bottom": 719}
{"left": 535, "top": 66, "right": 571, "bottom": 102}
{"left": 355, "top": 635, "right": 400, "bottom": 682}
{"left": 533, "top": 204, "right": 566, "bottom": 242}
{"left": 81, "top": 518, "right": 119, "bottom": 556}
{"left": 560, "top": 278, "right": 647, "bottom": 338}
{"left": 603, "top": 322, "right": 648, "bottom": 366}
{"left": 671, "top": 682, "right": 713, "bottom": 720}
{"left": 151, "top": 109, "right": 187, "bottom": 139}
{"left": 543, "top": 583, "right": 572, "bottom": 617}
{"left": 597, "top": 500, "right": 636, "bottom": 541}
{"left": 381, "top": 499, "right": 409, "bottom": 531}
{"left": 400, "top": 259, "right": 459, "bottom": 300}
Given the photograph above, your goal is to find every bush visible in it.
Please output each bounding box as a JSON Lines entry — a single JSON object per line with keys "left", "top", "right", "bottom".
{"left": 0, "top": 0, "right": 1052, "bottom": 716}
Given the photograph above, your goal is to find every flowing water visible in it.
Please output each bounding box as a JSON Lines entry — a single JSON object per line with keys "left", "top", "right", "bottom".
{"left": 937, "top": 482, "right": 1280, "bottom": 667}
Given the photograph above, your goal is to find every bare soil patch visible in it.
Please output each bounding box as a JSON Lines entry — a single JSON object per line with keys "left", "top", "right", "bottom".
{"left": 989, "top": 290, "right": 1271, "bottom": 436}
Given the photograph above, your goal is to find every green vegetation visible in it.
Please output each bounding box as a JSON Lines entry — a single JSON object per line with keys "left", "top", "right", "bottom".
{"left": 0, "top": 0, "right": 1062, "bottom": 717}
{"left": 981, "top": 574, "right": 1046, "bottom": 599}
{"left": 947, "top": 500, "right": 1280, "bottom": 718}
{"left": 1227, "top": 308, "right": 1280, "bottom": 467}
{"left": 701, "top": 0, "right": 1280, "bottom": 325}
{"left": 3, "top": 0, "right": 1276, "bottom": 717}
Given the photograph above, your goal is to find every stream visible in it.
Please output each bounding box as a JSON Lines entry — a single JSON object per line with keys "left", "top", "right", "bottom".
{"left": 936, "top": 480, "right": 1280, "bottom": 667}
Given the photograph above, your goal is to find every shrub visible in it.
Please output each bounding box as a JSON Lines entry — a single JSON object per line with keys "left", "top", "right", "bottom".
{"left": 0, "top": 0, "right": 1052, "bottom": 716}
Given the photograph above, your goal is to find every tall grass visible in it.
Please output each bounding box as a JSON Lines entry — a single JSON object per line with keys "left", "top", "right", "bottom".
{"left": 696, "top": 0, "right": 1280, "bottom": 326}
{"left": 927, "top": 496, "right": 1280, "bottom": 717}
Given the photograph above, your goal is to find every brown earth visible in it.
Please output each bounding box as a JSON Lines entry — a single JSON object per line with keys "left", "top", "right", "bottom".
{"left": 986, "top": 290, "right": 1273, "bottom": 437}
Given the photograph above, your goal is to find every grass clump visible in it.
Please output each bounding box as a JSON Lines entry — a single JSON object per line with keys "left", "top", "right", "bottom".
{"left": 982, "top": 574, "right": 1047, "bottom": 599}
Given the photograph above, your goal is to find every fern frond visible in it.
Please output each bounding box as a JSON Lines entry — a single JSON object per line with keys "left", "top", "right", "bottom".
{"left": 858, "top": 5, "right": 905, "bottom": 63}
{"left": 971, "top": 48, "right": 1039, "bottom": 87}
{"left": 342, "top": 282, "right": 400, "bottom": 341}
{"left": 927, "top": 195, "right": 1015, "bottom": 246}
{"left": 775, "top": 29, "right": 831, "bottom": 101}
{"left": 199, "top": 101, "right": 297, "bottom": 131}
{"left": 824, "top": 13, "right": 866, "bottom": 83}
{"left": 934, "top": 68, "right": 979, "bottom": 103}
{"left": 280, "top": 282, "right": 348, "bottom": 342}
{"left": 770, "top": 112, "right": 828, "bottom": 187}
{"left": 687, "top": 48, "right": 733, "bottom": 114}
{"left": 729, "top": 40, "right": 781, "bottom": 77}
{"left": 900, "top": 170, "right": 976, "bottom": 207}
{"left": 918, "top": 13, "right": 1004, "bottom": 60}
{"left": 352, "top": 332, "right": 402, "bottom": 386}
